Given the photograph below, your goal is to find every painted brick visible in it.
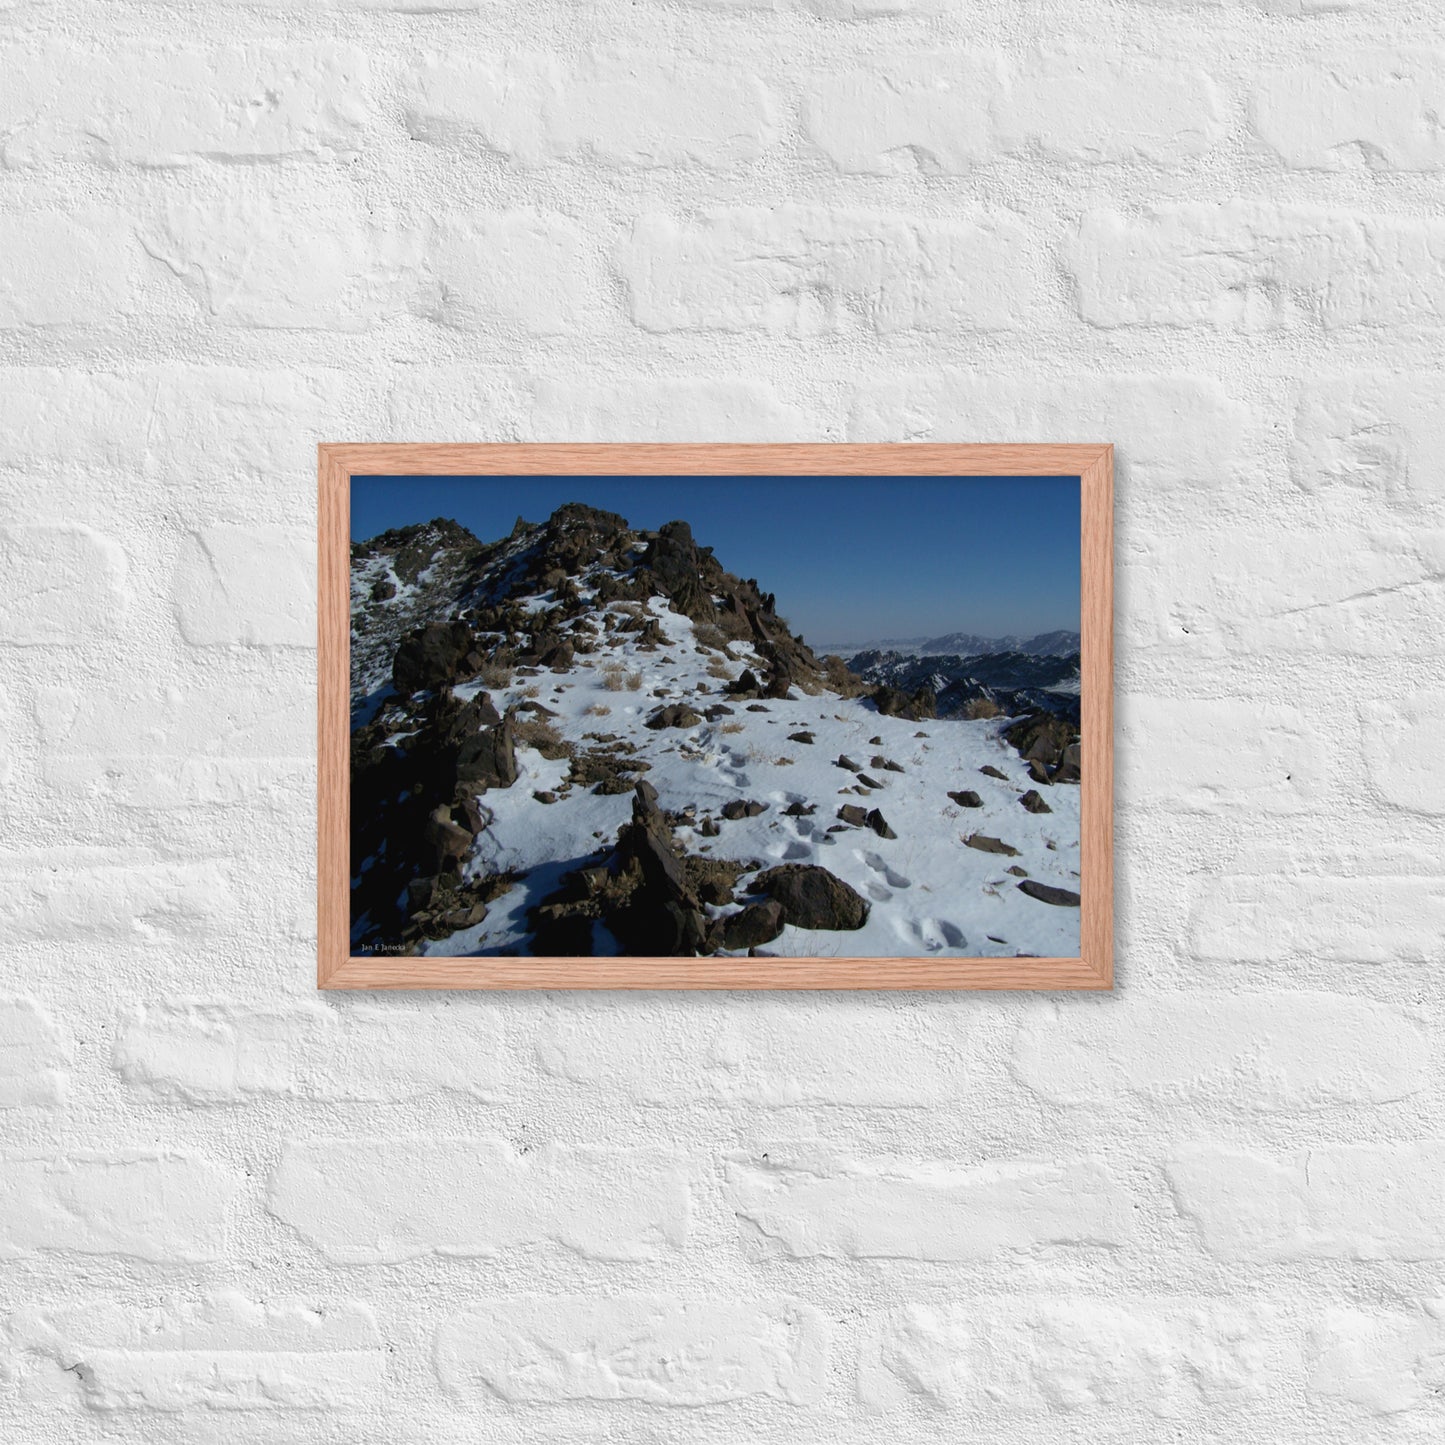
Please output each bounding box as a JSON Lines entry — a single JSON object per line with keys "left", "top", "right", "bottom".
{"left": 539, "top": 1000, "right": 960, "bottom": 1105}
{"left": 143, "top": 198, "right": 419, "bottom": 331}
{"left": 1254, "top": 53, "right": 1445, "bottom": 171}
{"left": 1191, "top": 874, "right": 1445, "bottom": 965}
{"left": 521, "top": 377, "right": 816, "bottom": 442}
{"left": 1003, "top": 52, "right": 1225, "bottom": 162}
{"left": 0, "top": 852, "right": 234, "bottom": 943}
{"left": 423, "top": 214, "right": 599, "bottom": 334}
{"left": 1308, "top": 1303, "right": 1445, "bottom": 1416}
{"left": 0, "top": 211, "right": 141, "bottom": 327}
{"left": 1362, "top": 689, "right": 1445, "bottom": 815}
{"left": 1120, "top": 697, "right": 1327, "bottom": 813}
{"left": 845, "top": 373, "right": 1250, "bottom": 482}
{"left": 1070, "top": 204, "right": 1445, "bottom": 330}
{"left": 269, "top": 1138, "right": 688, "bottom": 1263}
{"left": 1013, "top": 992, "right": 1428, "bottom": 1109}
{"left": 0, "top": 367, "right": 345, "bottom": 484}
{"left": 801, "top": 57, "right": 998, "bottom": 174}
{"left": 859, "top": 1298, "right": 1297, "bottom": 1412}
{"left": 115, "top": 1001, "right": 506, "bottom": 1103}
{"left": 8, "top": 1291, "right": 383, "bottom": 1411}
{"left": 172, "top": 527, "right": 312, "bottom": 647}
{"left": 407, "top": 54, "right": 774, "bottom": 168}
{"left": 728, "top": 1149, "right": 1130, "bottom": 1259}
{"left": 1169, "top": 1143, "right": 1445, "bottom": 1260}
{"left": 0, "top": 998, "right": 68, "bottom": 1107}
{"left": 34, "top": 683, "right": 310, "bottom": 810}
{"left": 436, "top": 1298, "right": 827, "bottom": 1404}
{"left": 0, "top": 1152, "right": 236, "bottom": 1261}
{"left": 0, "top": 525, "right": 129, "bottom": 645}
{"left": 0, "top": 42, "right": 370, "bottom": 167}
{"left": 1291, "top": 373, "right": 1445, "bottom": 511}
{"left": 620, "top": 207, "right": 1046, "bottom": 334}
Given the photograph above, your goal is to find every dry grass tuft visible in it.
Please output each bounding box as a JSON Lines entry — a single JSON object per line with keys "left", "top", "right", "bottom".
{"left": 720, "top": 721, "right": 745, "bottom": 735}
{"left": 512, "top": 715, "right": 573, "bottom": 760}
{"left": 583, "top": 703, "right": 611, "bottom": 717}
{"left": 962, "top": 698, "right": 1004, "bottom": 720}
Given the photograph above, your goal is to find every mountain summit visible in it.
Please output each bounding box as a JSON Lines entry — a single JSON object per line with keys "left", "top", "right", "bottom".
{"left": 349, "top": 503, "right": 1082, "bottom": 960}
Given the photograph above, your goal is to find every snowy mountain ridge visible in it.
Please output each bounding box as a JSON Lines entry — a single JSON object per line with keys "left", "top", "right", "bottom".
{"left": 349, "top": 506, "right": 1082, "bottom": 961}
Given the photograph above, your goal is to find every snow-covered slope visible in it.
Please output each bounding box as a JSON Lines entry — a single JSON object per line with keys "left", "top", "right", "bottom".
{"left": 349, "top": 506, "right": 1082, "bottom": 962}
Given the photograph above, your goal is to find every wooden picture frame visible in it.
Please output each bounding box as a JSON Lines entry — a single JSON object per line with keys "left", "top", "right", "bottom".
{"left": 319, "top": 443, "right": 1112, "bottom": 990}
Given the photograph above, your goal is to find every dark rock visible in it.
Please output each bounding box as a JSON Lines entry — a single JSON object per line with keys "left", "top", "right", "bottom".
{"left": 370, "top": 577, "right": 397, "bottom": 602}
{"left": 533, "top": 789, "right": 559, "bottom": 805}
{"left": 965, "top": 833, "right": 1020, "bottom": 857}
{"left": 873, "top": 684, "right": 936, "bottom": 721}
{"left": 1027, "top": 759, "right": 1053, "bottom": 785}
{"left": 949, "top": 790, "right": 984, "bottom": 808}
{"left": 425, "top": 804, "right": 473, "bottom": 865}
{"left": 835, "top": 755, "right": 861, "bottom": 772}
{"left": 1056, "top": 741, "right": 1082, "bottom": 784}
{"left": 392, "top": 620, "right": 473, "bottom": 695}
{"left": 979, "top": 764, "right": 1009, "bottom": 780}
{"left": 721, "top": 799, "right": 749, "bottom": 821}
{"left": 1007, "top": 865, "right": 1029, "bottom": 877}
{"left": 871, "top": 755, "right": 904, "bottom": 773}
{"left": 788, "top": 731, "right": 816, "bottom": 745}
{"left": 782, "top": 801, "right": 816, "bottom": 817}
{"left": 455, "top": 717, "right": 518, "bottom": 791}
{"left": 1018, "top": 879, "right": 1081, "bottom": 907}
{"left": 868, "top": 735, "right": 883, "bottom": 746}
{"left": 826, "top": 824, "right": 849, "bottom": 833}
{"left": 746, "top": 704, "right": 770, "bottom": 712}
{"left": 705, "top": 705, "right": 735, "bottom": 721}
{"left": 855, "top": 774, "right": 883, "bottom": 790}
{"left": 717, "top": 900, "right": 785, "bottom": 951}
{"left": 747, "top": 864, "right": 869, "bottom": 931}
{"left": 698, "top": 816, "right": 720, "bottom": 837}
{"left": 837, "top": 804, "right": 869, "bottom": 827}
{"left": 646, "top": 704, "right": 704, "bottom": 730}
{"left": 727, "top": 668, "right": 762, "bottom": 697}
{"left": 865, "top": 808, "right": 897, "bottom": 840}
{"left": 1020, "top": 789, "right": 1052, "bottom": 814}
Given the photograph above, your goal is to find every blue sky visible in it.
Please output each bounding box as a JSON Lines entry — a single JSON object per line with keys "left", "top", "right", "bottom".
{"left": 352, "top": 474, "right": 1080, "bottom": 644}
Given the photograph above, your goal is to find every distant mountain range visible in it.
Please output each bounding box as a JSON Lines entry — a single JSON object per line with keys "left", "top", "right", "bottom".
{"left": 817, "top": 629, "right": 1081, "bottom": 659}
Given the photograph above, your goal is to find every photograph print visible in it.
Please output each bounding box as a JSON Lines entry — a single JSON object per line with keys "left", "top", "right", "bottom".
{"left": 343, "top": 460, "right": 1096, "bottom": 973}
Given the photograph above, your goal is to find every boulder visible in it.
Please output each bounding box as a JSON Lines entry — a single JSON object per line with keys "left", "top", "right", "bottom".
{"left": 425, "top": 804, "right": 473, "bottom": 866}
{"left": 747, "top": 864, "right": 869, "bottom": 931}
{"left": 455, "top": 717, "right": 518, "bottom": 791}
{"left": 965, "top": 833, "right": 1020, "bottom": 857}
{"left": 949, "top": 790, "right": 984, "bottom": 808}
{"left": 979, "top": 764, "right": 1009, "bottom": 780}
{"left": 645, "top": 703, "right": 704, "bottom": 730}
{"left": 782, "top": 801, "right": 817, "bottom": 817}
{"left": 856, "top": 773, "right": 883, "bottom": 790}
{"left": 717, "top": 900, "right": 785, "bottom": 951}
{"left": 788, "top": 731, "right": 816, "bottom": 745}
{"left": 837, "top": 804, "right": 868, "bottom": 827}
{"left": 835, "top": 755, "right": 861, "bottom": 772}
{"left": 1020, "top": 789, "right": 1052, "bottom": 814}
{"left": 871, "top": 755, "right": 904, "bottom": 773}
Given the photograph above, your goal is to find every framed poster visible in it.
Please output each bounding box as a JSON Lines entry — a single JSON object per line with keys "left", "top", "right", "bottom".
{"left": 319, "top": 444, "right": 1112, "bottom": 989}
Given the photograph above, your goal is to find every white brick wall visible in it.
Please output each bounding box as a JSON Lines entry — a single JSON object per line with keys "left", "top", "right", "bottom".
{"left": 0, "top": 1, "right": 1442, "bottom": 1439}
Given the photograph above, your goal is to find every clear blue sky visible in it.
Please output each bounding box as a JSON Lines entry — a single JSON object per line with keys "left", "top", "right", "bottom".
{"left": 352, "top": 474, "right": 1080, "bottom": 644}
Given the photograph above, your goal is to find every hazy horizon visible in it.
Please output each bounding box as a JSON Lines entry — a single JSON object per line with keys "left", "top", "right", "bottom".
{"left": 352, "top": 474, "right": 1081, "bottom": 642}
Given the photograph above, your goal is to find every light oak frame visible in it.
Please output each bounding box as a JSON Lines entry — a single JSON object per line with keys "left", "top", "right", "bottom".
{"left": 319, "top": 444, "right": 1113, "bottom": 990}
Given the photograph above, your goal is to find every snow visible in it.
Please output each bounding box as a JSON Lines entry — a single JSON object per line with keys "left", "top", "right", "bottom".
{"left": 409, "top": 594, "right": 1081, "bottom": 961}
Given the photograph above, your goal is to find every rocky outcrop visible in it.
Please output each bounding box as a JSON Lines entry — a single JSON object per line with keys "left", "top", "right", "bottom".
{"left": 1004, "top": 713, "right": 1081, "bottom": 784}
{"left": 392, "top": 620, "right": 474, "bottom": 695}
